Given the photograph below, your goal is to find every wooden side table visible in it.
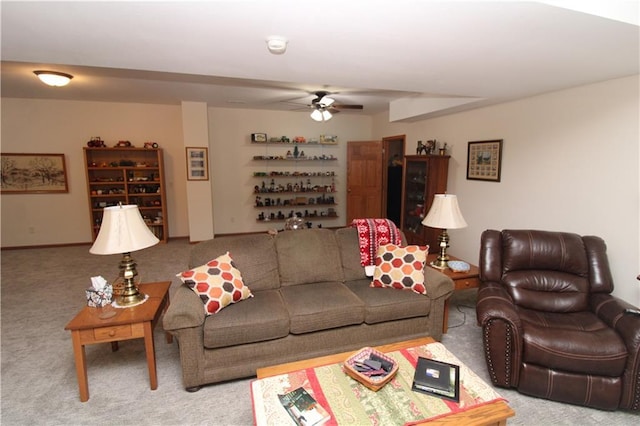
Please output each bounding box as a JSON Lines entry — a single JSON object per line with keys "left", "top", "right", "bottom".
{"left": 65, "top": 281, "right": 172, "bottom": 402}
{"left": 427, "top": 254, "right": 480, "bottom": 333}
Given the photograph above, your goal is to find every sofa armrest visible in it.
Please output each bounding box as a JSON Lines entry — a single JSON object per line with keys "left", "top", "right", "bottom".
{"left": 163, "top": 284, "right": 206, "bottom": 332}
{"left": 423, "top": 266, "right": 454, "bottom": 300}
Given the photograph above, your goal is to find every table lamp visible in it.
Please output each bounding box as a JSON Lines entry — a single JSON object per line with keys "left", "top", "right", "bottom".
{"left": 90, "top": 204, "right": 159, "bottom": 306}
{"left": 421, "top": 194, "right": 468, "bottom": 269}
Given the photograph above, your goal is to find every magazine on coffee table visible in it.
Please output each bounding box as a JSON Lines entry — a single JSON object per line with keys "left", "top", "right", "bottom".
{"left": 411, "top": 356, "right": 460, "bottom": 402}
{"left": 278, "top": 386, "right": 331, "bottom": 426}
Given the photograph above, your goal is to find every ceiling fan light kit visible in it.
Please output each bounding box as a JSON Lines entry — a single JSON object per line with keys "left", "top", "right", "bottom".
{"left": 33, "top": 70, "right": 73, "bottom": 87}
{"left": 266, "top": 36, "right": 288, "bottom": 55}
{"left": 310, "top": 108, "right": 333, "bottom": 122}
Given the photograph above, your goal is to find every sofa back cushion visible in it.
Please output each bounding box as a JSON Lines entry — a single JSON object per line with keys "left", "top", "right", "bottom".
{"left": 335, "top": 227, "right": 367, "bottom": 281}
{"left": 190, "top": 233, "right": 280, "bottom": 291}
{"left": 336, "top": 227, "right": 409, "bottom": 282}
{"left": 276, "top": 228, "right": 344, "bottom": 286}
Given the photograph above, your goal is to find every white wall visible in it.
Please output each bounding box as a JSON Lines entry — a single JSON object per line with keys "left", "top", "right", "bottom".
{"left": 208, "top": 107, "right": 372, "bottom": 234}
{"left": 0, "top": 99, "right": 188, "bottom": 246}
{"left": 373, "top": 75, "right": 640, "bottom": 305}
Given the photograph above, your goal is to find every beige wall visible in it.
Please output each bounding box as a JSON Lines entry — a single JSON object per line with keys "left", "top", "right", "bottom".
{"left": 0, "top": 99, "right": 189, "bottom": 246}
{"left": 2, "top": 76, "right": 637, "bottom": 304}
{"left": 208, "top": 107, "right": 372, "bottom": 234}
{"left": 373, "top": 75, "right": 640, "bottom": 305}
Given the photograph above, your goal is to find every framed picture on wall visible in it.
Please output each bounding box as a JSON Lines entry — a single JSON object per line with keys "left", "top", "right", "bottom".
{"left": 466, "top": 140, "right": 503, "bottom": 182}
{"left": 0, "top": 153, "right": 69, "bottom": 194}
{"left": 185, "top": 147, "right": 209, "bottom": 181}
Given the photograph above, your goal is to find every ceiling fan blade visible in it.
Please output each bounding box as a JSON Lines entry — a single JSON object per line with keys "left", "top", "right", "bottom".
{"left": 333, "top": 104, "right": 363, "bottom": 110}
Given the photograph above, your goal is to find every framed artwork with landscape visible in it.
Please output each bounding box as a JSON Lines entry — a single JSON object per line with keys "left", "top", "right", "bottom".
{"left": 185, "top": 147, "right": 209, "bottom": 181}
{"left": 466, "top": 140, "right": 503, "bottom": 182}
{"left": 1, "top": 153, "right": 69, "bottom": 194}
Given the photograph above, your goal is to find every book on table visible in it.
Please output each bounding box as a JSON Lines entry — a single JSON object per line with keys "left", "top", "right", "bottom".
{"left": 411, "top": 356, "right": 460, "bottom": 402}
{"left": 278, "top": 386, "right": 331, "bottom": 426}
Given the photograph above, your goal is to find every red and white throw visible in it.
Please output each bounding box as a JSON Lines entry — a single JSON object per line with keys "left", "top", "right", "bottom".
{"left": 351, "top": 218, "right": 402, "bottom": 276}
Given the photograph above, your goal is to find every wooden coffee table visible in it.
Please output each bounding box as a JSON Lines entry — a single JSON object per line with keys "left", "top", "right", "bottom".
{"left": 65, "top": 281, "right": 172, "bottom": 402}
{"left": 257, "top": 337, "right": 514, "bottom": 426}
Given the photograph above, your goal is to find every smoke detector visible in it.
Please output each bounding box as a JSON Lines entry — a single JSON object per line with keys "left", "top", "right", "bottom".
{"left": 266, "top": 36, "right": 288, "bottom": 55}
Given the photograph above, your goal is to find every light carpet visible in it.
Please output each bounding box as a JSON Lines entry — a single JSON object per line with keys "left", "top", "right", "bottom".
{"left": 1, "top": 239, "right": 637, "bottom": 425}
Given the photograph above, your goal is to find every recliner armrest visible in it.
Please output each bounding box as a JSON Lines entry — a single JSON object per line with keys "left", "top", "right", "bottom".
{"left": 163, "top": 284, "right": 207, "bottom": 332}
{"left": 591, "top": 293, "right": 640, "bottom": 346}
{"left": 476, "top": 281, "right": 522, "bottom": 332}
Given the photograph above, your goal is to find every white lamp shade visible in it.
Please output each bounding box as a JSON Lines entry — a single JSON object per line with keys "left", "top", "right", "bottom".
{"left": 90, "top": 205, "right": 159, "bottom": 255}
{"left": 321, "top": 109, "right": 333, "bottom": 121}
{"left": 421, "top": 194, "right": 468, "bottom": 229}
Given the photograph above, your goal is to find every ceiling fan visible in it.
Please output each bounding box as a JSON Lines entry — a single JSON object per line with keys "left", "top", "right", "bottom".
{"left": 309, "top": 91, "right": 363, "bottom": 121}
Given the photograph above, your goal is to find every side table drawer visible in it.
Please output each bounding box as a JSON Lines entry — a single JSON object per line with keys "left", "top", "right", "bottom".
{"left": 454, "top": 276, "right": 480, "bottom": 290}
{"left": 94, "top": 325, "right": 132, "bottom": 341}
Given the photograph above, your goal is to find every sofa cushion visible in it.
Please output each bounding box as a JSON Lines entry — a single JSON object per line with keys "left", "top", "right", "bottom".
{"left": 280, "top": 282, "right": 364, "bottom": 334}
{"left": 276, "top": 229, "right": 344, "bottom": 286}
{"left": 345, "top": 279, "right": 431, "bottom": 324}
{"left": 203, "top": 289, "right": 289, "bottom": 349}
{"left": 177, "top": 252, "right": 253, "bottom": 315}
{"left": 371, "top": 244, "right": 429, "bottom": 294}
{"left": 190, "top": 233, "right": 280, "bottom": 291}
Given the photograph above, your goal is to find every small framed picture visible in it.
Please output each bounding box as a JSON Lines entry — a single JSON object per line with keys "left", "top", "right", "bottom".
{"left": 185, "top": 147, "right": 209, "bottom": 181}
{"left": 251, "top": 133, "right": 267, "bottom": 143}
{"left": 467, "top": 139, "right": 503, "bottom": 182}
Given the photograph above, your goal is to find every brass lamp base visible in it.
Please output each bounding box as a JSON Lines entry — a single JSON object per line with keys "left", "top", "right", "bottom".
{"left": 430, "top": 229, "right": 450, "bottom": 270}
{"left": 116, "top": 252, "right": 146, "bottom": 307}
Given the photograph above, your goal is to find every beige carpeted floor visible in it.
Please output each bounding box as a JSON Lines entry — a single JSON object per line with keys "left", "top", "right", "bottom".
{"left": 1, "top": 238, "right": 637, "bottom": 425}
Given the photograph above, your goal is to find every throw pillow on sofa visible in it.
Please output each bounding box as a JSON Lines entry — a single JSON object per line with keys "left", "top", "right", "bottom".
{"left": 371, "top": 244, "right": 429, "bottom": 294}
{"left": 177, "top": 252, "right": 253, "bottom": 315}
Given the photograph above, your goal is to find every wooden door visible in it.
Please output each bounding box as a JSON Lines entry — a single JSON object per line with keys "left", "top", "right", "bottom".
{"left": 346, "top": 141, "right": 383, "bottom": 223}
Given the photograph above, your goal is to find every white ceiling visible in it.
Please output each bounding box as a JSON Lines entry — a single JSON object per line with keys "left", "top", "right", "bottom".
{"left": 1, "top": 1, "right": 638, "bottom": 121}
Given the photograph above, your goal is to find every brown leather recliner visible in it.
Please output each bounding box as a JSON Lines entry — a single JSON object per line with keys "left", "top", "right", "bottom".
{"left": 476, "top": 229, "right": 640, "bottom": 411}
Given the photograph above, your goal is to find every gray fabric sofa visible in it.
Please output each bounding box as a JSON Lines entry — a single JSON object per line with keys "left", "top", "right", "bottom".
{"left": 162, "top": 227, "right": 454, "bottom": 391}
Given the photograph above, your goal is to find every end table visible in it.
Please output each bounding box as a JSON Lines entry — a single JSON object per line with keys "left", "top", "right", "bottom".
{"left": 427, "top": 255, "right": 480, "bottom": 333}
{"left": 64, "top": 281, "right": 172, "bottom": 402}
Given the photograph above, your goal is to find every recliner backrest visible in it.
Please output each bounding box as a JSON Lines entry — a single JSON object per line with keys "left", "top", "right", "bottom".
{"left": 484, "top": 229, "right": 601, "bottom": 312}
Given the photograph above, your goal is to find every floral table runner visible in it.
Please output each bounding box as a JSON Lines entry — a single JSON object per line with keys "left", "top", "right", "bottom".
{"left": 251, "top": 342, "right": 505, "bottom": 426}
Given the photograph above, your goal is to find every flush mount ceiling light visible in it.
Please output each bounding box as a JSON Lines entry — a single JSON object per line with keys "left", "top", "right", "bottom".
{"left": 33, "top": 70, "right": 74, "bottom": 87}
{"left": 266, "top": 36, "right": 288, "bottom": 55}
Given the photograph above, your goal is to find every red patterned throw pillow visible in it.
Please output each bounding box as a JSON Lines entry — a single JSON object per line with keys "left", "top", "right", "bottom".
{"left": 371, "top": 244, "right": 429, "bottom": 294}
{"left": 177, "top": 252, "right": 252, "bottom": 315}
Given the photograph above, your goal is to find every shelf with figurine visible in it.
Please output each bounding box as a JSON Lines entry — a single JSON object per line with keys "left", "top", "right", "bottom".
{"left": 253, "top": 171, "right": 336, "bottom": 178}
{"left": 255, "top": 193, "right": 336, "bottom": 209}
{"left": 253, "top": 177, "right": 337, "bottom": 195}
{"left": 256, "top": 208, "right": 338, "bottom": 222}
{"left": 250, "top": 134, "right": 338, "bottom": 145}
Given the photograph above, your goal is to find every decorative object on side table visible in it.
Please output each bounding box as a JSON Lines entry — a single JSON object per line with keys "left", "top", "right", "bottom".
{"left": 421, "top": 194, "right": 468, "bottom": 269}
{"left": 447, "top": 260, "right": 470, "bottom": 273}
{"left": 89, "top": 204, "right": 159, "bottom": 307}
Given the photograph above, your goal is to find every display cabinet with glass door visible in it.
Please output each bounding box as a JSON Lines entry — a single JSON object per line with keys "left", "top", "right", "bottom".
{"left": 400, "top": 155, "right": 449, "bottom": 247}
